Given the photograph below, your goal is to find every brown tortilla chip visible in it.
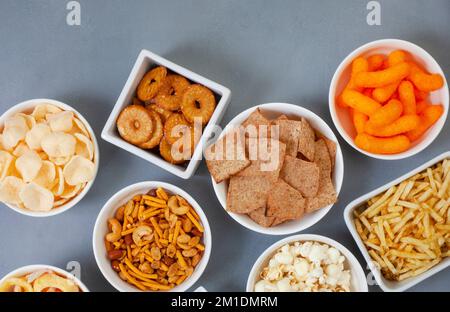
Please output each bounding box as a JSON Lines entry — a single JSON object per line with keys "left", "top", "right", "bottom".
{"left": 248, "top": 207, "right": 275, "bottom": 227}
{"left": 272, "top": 119, "right": 301, "bottom": 156}
{"left": 271, "top": 216, "right": 291, "bottom": 226}
{"left": 267, "top": 179, "right": 305, "bottom": 220}
{"left": 236, "top": 138, "right": 286, "bottom": 181}
{"left": 274, "top": 114, "right": 289, "bottom": 121}
{"left": 323, "top": 137, "right": 337, "bottom": 171}
{"left": 205, "top": 129, "right": 250, "bottom": 183}
{"left": 241, "top": 108, "right": 271, "bottom": 138}
{"left": 297, "top": 118, "right": 315, "bottom": 161}
{"left": 305, "top": 139, "right": 337, "bottom": 213}
{"left": 226, "top": 176, "right": 272, "bottom": 214}
{"left": 280, "top": 155, "right": 320, "bottom": 197}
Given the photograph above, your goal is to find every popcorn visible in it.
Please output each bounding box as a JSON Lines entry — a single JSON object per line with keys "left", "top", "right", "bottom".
{"left": 255, "top": 241, "right": 352, "bottom": 292}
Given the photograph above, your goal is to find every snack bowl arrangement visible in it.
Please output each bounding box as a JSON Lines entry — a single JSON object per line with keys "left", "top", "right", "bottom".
{"left": 93, "top": 181, "right": 212, "bottom": 292}
{"left": 329, "top": 39, "right": 448, "bottom": 160}
{"left": 344, "top": 151, "right": 450, "bottom": 292}
{"left": 210, "top": 103, "right": 344, "bottom": 235}
{"left": 101, "top": 49, "right": 231, "bottom": 179}
{"left": 0, "top": 98, "right": 99, "bottom": 217}
{"left": 0, "top": 264, "right": 89, "bottom": 292}
{"left": 246, "top": 234, "right": 368, "bottom": 292}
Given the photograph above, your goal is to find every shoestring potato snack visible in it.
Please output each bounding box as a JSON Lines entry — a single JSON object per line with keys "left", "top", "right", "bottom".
{"left": 104, "top": 187, "right": 205, "bottom": 291}
{"left": 116, "top": 65, "right": 217, "bottom": 165}
{"left": 0, "top": 269, "right": 82, "bottom": 292}
{"left": 254, "top": 241, "right": 352, "bottom": 292}
{"left": 0, "top": 102, "right": 96, "bottom": 213}
{"left": 337, "top": 49, "right": 445, "bottom": 155}
{"left": 353, "top": 159, "right": 450, "bottom": 281}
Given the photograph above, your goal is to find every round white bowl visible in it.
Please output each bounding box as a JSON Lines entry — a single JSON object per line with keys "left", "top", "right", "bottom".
{"left": 0, "top": 98, "right": 100, "bottom": 217}
{"left": 211, "top": 103, "right": 344, "bottom": 235}
{"left": 92, "top": 181, "right": 212, "bottom": 292}
{"left": 0, "top": 264, "right": 89, "bottom": 292}
{"left": 329, "top": 39, "right": 449, "bottom": 160}
{"left": 246, "top": 234, "right": 368, "bottom": 292}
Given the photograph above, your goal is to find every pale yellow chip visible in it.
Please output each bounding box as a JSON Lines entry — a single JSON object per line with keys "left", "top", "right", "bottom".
{"left": 0, "top": 151, "right": 14, "bottom": 181}
{"left": 72, "top": 118, "right": 89, "bottom": 137}
{"left": 60, "top": 183, "right": 81, "bottom": 199}
{"left": 47, "top": 111, "right": 74, "bottom": 132}
{"left": 19, "top": 182, "right": 54, "bottom": 212}
{"left": 33, "top": 160, "right": 56, "bottom": 189}
{"left": 15, "top": 150, "right": 42, "bottom": 183}
{"left": 32, "top": 104, "right": 62, "bottom": 122}
{"left": 25, "top": 123, "right": 51, "bottom": 151}
{"left": 54, "top": 197, "right": 70, "bottom": 207}
{"left": 12, "top": 142, "right": 31, "bottom": 157}
{"left": 41, "top": 132, "right": 76, "bottom": 158}
{"left": 52, "top": 167, "right": 65, "bottom": 197}
{"left": 0, "top": 176, "right": 25, "bottom": 205}
{"left": 49, "top": 156, "right": 71, "bottom": 166}
{"left": 63, "top": 155, "right": 95, "bottom": 186}
{"left": 2, "top": 115, "right": 29, "bottom": 149}
{"left": 16, "top": 113, "right": 36, "bottom": 129}
{"left": 74, "top": 133, "right": 94, "bottom": 160}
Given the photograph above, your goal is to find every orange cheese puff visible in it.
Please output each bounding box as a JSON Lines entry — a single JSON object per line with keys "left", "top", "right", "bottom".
{"left": 355, "top": 133, "right": 410, "bottom": 154}
{"left": 408, "top": 62, "right": 444, "bottom": 92}
{"left": 372, "top": 81, "right": 400, "bottom": 103}
{"left": 337, "top": 57, "right": 369, "bottom": 107}
{"left": 387, "top": 50, "right": 407, "bottom": 66}
{"left": 341, "top": 89, "right": 382, "bottom": 116}
{"left": 368, "top": 54, "right": 385, "bottom": 71}
{"left": 367, "top": 99, "right": 403, "bottom": 127}
{"left": 398, "top": 81, "right": 416, "bottom": 115}
{"left": 407, "top": 105, "right": 444, "bottom": 141}
{"left": 354, "top": 62, "right": 410, "bottom": 88}
{"left": 414, "top": 88, "right": 428, "bottom": 101}
{"left": 365, "top": 115, "right": 420, "bottom": 137}
{"left": 416, "top": 100, "right": 429, "bottom": 114}
{"left": 352, "top": 108, "right": 369, "bottom": 134}
{"left": 363, "top": 88, "right": 373, "bottom": 97}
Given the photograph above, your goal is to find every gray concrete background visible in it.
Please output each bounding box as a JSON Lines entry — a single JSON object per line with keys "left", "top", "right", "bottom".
{"left": 0, "top": 0, "right": 449, "bottom": 292}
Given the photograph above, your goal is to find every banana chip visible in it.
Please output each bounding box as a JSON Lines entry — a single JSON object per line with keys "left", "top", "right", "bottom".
{"left": 2, "top": 115, "right": 29, "bottom": 149}
{"left": 19, "top": 182, "right": 54, "bottom": 212}
{"left": 33, "top": 160, "right": 56, "bottom": 189}
{"left": 47, "top": 111, "right": 74, "bottom": 132}
{"left": 52, "top": 166, "right": 65, "bottom": 197}
{"left": 0, "top": 176, "right": 25, "bottom": 205}
{"left": 73, "top": 118, "right": 89, "bottom": 137}
{"left": 41, "top": 132, "right": 76, "bottom": 158}
{"left": 60, "top": 183, "right": 81, "bottom": 199}
{"left": 16, "top": 113, "right": 36, "bottom": 129}
{"left": 74, "top": 133, "right": 94, "bottom": 160}
{"left": 12, "top": 142, "right": 30, "bottom": 157}
{"left": 33, "top": 273, "right": 79, "bottom": 292}
{"left": 32, "top": 104, "right": 62, "bottom": 121}
{"left": 63, "top": 155, "right": 95, "bottom": 186}
{"left": 0, "top": 151, "right": 14, "bottom": 181}
{"left": 25, "top": 123, "right": 51, "bottom": 151}
{"left": 49, "top": 155, "right": 71, "bottom": 166}
{"left": 15, "top": 150, "right": 42, "bottom": 182}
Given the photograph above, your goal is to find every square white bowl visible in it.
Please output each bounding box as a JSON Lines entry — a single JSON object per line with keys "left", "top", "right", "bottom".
{"left": 102, "top": 49, "right": 231, "bottom": 179}
{"left": 343, "top": 151, "right": 450, "bottom": 292}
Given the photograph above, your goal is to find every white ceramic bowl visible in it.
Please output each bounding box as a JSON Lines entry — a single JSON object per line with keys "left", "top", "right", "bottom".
{"left": 211, "top": 103, "right": 344, "bottom": 235}
{"left": 246, "top": 234, "right": 368, "bottom": 292}
{"left": 329, "top": 39, "right": 449, "bottom": 160}
{"left": 102, "top": 49, "right": 231, "bottom": 179}
{"left": 0, "top": 98, "right": 100, "bottom": 217}
{"left": 93, "top": 181, "right": 212, "bottom": 292}
{"left": 344, "top": 151, "right": 450, "bottom": 292}
{"left": 0, "top": 264, "right": 89, "bottom": 292}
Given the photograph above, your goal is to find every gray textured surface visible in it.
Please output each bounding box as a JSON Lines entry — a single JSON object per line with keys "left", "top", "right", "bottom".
{"left": 0, "top": 0, "right": 449, "bottom": 292}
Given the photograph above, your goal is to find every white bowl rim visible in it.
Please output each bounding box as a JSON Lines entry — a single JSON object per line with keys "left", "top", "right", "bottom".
{"left": 0, "top": 264, "right": 89, "bottom": 292}
{"left": 0, "top": 98, "right": 100, "bottom": 217}
{"left": 246, "top": 234, "right": 369, "bottom": 292}
{"left": 210, "top": 103, "right": 344, "bottom": 235}
{"left": 92, "top": 180, "right": 212, "bottom": 292}
{"left": 329, "top": 38, "right": 449, "bottom": 160}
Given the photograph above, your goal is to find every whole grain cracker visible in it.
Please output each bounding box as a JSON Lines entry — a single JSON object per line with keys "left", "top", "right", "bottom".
{"left": 267, "top": 179, "right": 305, "bottom": 220}
{"left": 297, "top": 118, "right": 316, "bottom": 161}
{"left": 280, "top": 155, "right": 320, "bottom": 197}
{"left": 226, "top": 176, "right": 272, "bottom": 214}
